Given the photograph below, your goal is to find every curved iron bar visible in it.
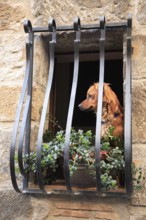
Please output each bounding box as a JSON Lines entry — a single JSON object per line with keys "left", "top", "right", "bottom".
{"left": 124, "top": 14, "right": 132, "bottom": 198}
{"left": 10, "top": 20, "right": 34, "bottom": 192}
{"left": 95, "top": 16, "right": 106, "bottom": 194}
{"left": 36, "top": 19, "right": 56, "bottom": 192}
{"left": 18, "top": 20, "right": 34, "bottom": 178}
{"left": 18, "top": 95, "right": 31, "bottom": 175}
{"left": 64, "top": 17, "right": 81, "bottom": 191}
{"left": 24, "top": 20, "right": 32, "bottom": 33}
{"left": 23, "top": 22, "right": 34, "bottom": 190}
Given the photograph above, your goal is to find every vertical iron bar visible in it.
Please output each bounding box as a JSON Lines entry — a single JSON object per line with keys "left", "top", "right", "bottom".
{"left": 23, "top": 26, "right": 34, "bottom": 190}
{"left": 18, "top": 95, "right": 31, "bottom": 176}
{"left": 64, "top": 17, "right": 81, "bottom": 191}
{"left": 124, "top": 14, "right": 132, "bottom": 198}
{"left": 36, "top": 19, "right": 56, "bottom": 192}
{"left": 95, "top": 16, "right": 106, "bottom": 194}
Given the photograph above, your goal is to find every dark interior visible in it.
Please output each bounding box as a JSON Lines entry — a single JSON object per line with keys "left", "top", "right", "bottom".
{"left": 45, "top": 25, "right": 125, "bottom": 183}
{"left": 54, "top": 58, "right": 123, "bottom": 133}
{"left": 44, "top": 26, "right": 125, "bottom": 134}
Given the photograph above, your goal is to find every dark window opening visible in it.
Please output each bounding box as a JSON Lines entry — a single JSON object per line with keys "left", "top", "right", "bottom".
{"left": 54, "top": 55, "right": 123, "bottom": 134}
{"left": 53, "top": 52, "right": 123, "bottom": 181}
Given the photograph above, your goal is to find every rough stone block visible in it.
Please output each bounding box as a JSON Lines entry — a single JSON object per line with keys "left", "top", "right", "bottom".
{"left": 0, "top": 188, "right": 32, "bottom": 220}
{"left": 0, "top": 86, "right": 21, "bottom": 122}
{"left": 0, "top": 122, "right": 39, "bottom": 178}
{"left": 54, "top": 210, "right": 90, "bottom": 218}
{"left": 0, "top": 84, "right": 46, "bottom": 123}
{"left": 132, "top": 80, "right": 146, "bottom": 143}
{"left": 95, "top": 211, "right": 119, "bottom": 220}
{"left": 56, "top": 202, "right": 114, "bottom": 212}
{"left": 31, "top": 0, "right": 129, "bottom": 26}
{"left": 0, "top": 2, "right": 25, "bottom": 32}
{"left": 132, "top": 35, "right": 146, "bottom": 79}
{"left": 132, "top": 144, "right": 146, "bottom": 206}
{"left": 137, "top": 2, "right": 146, "bottom": 25}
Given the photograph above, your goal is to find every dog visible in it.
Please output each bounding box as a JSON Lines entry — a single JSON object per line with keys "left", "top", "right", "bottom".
{"left": 78, "top": 83, "right": 124, "bottom": 139}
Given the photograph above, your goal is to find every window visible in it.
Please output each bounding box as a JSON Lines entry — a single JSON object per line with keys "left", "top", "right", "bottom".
{"left": 10, "top": 16, "right": 132, "bottom": 197}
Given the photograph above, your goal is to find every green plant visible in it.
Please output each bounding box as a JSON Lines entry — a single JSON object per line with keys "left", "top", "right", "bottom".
{"left": 132, "top": 163, "right": 145, "bottom": 190}
{"left": 18, "top": 115, "right": 144, "bottom": 191}
{"left": 22, "top": 127, "right": 127, "bottom": 190}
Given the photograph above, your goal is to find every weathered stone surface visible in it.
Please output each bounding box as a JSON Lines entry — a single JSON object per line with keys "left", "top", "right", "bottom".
{"left": 137, "top": 1, "right": 146, "bottom": 25}
{"left": 0, "top": 192, "right": 131, "bottom": 220}
{"left": 132, "top": 144, "right": 146, "bottom": 206}
{"left": 132, "top": 80, "right": 146, "bottom": 143}
{"left": 0, "top": 122, "right": 39, "bottom": 177}
{"left": 0, "top": 34, "right": 26, "bottom": 85}
{"left": 95, "top": 212, "right": 119, "bottom": 220}
{"left": 0, "top": 125, "right": 12, "bottom": 175}
{"left": 129, "top": 206, "right": 146, "bottom": 220}
{"left": 31, "top": 86, "right": 46, "bottom": 121}
{"left": 30, "top": 196, "right": 51, "bottom": 220}
{"left": 0, "top": 86, "right": 21, "bottom": 122}
{"left": 56, "top": 202, "right": 114, "bottom": 211}
{"left": 55, "top": 201, "right": 120, "bottom": 219}
{"left": 33, "top": 35, "right": 49, "bottom": 88}
{"left": 31, "top": 0, "right": 129, "bottom": 26}
{"left": 132, "top": 35, "right": 146, "bottom": 79}
{"left": 0, "top": 2, "right": 25, "bottom": 31}
{"left": 0, "top": 85, "right": 46, "bottom": 122}
{"left": 0, "top": 189, "right": 32, "bottom": 220}
{"left": 54, "top": 210, "right": 90, "bottom": 218}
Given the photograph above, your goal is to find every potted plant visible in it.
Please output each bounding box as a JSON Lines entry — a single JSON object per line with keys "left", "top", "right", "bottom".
{"left": 16, "top": 114, "right": 144, "bottom": 191}
{"left": 22, "top": 126, "right": 130, "bottom": 190}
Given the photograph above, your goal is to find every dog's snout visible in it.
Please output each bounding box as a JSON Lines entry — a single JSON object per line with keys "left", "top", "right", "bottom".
{"left": 78, "top": 103, "right": 84, "bottom": 111}
{"left": 78, "top": 103, "right": 81, "bottom": 108}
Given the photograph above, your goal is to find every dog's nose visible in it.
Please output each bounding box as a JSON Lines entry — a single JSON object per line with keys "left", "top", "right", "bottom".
{"left": 78, "top": 103, "right": 84, "bottom": 111}
{"left": 78, "top": 103, "right": 81, "bottom": 109}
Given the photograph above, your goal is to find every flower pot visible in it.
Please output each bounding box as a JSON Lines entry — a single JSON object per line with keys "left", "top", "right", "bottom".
{"left": 70, "top": 163, "right": 96, "bottom": 187}
{"left": 100, "top": 151, "right": 108, "bottom": 160}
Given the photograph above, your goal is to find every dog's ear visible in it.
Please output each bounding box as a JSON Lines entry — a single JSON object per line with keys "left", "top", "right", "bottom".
{"left": 103, "top": 83, "right": 121, "bottom": 113}
{"left": 103, "top": 83, "right": 114, "bottom": 103}
{"left": 93, "top": 83, "right": 98, "bottom": 90}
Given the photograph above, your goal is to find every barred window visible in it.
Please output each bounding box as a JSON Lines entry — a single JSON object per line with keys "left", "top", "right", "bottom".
{"left": 10, "top": 15, "right": 132, "bottom": 197}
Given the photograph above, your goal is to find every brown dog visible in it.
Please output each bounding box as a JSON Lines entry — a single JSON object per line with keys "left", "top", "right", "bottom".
{"left": 78, "top": 83, "right": 123, "bottom": 139}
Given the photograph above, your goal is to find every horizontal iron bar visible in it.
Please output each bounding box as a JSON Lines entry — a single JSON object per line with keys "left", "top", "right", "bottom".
{"left": 22, "top": 188, "right": 128, "bottom": 198}
{"left": 32, "top": 22, "right": 127, "bottom": 33}
{"left": 55, "top": 49, "right": 123, "bottom": 55}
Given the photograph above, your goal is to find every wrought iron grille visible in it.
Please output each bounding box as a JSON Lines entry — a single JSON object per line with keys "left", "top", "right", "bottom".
{"left": 10, "top": 15, "right": 132, "bottom": 197}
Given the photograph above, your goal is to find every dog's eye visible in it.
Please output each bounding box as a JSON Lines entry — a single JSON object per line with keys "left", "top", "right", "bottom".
{"left": 91, "top": 95, "right": 95, "bottom": 100}
{"left": 87, "top": 94, "right": 92, "bottom": 99}
{"left": 87, "top": 94, "right": 94, "bottom": 100}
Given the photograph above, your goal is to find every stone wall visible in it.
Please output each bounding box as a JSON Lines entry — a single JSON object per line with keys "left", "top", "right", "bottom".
{"left": 0, "top": 0, "right": 146, "bottom": 219}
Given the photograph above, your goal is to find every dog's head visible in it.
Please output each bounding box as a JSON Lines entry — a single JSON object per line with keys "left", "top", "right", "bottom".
{"left": 78, "top": 83, "right": 122, "bottom": 114}
{"left": 78, "top": 83, "right": 99, "bottom": 112}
